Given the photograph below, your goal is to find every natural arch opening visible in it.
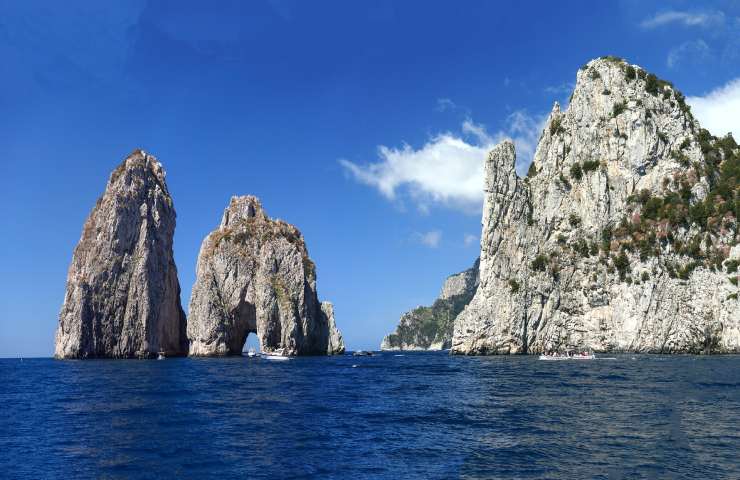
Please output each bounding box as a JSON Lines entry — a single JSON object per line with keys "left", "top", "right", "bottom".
{"left": 242, "top": 331, "right": 261, "bottom": 355}
{"left": 228, "top": 299, "right": 257, "bottom": 355}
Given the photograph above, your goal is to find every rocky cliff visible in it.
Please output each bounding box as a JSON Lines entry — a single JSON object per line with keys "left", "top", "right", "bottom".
{"left": 451, "top": 57, "right": 739, "bottom": 355}
{"left": 187, "top": 196, "right": 344, "bottom": 356}
{"left": 381, "top": 259, "right": 479, "bottom": 350}
{"left": 55, "top": 150, "right": 188, "bottom": 358}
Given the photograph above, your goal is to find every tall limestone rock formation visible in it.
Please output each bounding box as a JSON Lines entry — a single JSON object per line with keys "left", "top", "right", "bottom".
{"left": 55, "top": 150, "right": 188, "bottom": 358}
{"left": 381, "top": 259, "right": 479, "bottom": 350}
{"left": 452, "top": 57, "right": 739, "bottom": 355}
{"left": 187, "top": 196, "right": 344, "bottom": 356}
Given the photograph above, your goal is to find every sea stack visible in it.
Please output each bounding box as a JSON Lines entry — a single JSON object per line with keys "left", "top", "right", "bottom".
{"left": 451, "top": 57, "right": 739, "bottom": 354}
{"left": 187, "top": 196, "right": 344, "bottom": 356}
{"left": 55, "top": 150, "right": 188, "bottom": 358}
{"left": 381, "top": 259, "right": 479, "bottom": 351}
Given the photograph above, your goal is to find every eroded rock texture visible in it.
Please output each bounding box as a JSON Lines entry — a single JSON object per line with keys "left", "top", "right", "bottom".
{"left": 55, "top": 150, "right": 188, "bottom": 358}
{"left": 451, "top": 57, "right": 739, "bottom": 355}
{"left": 187, "top": 196, "right": 344, "bottom": 356}
{"left": 381, "top": 259, "right": 479, "bottom": 351}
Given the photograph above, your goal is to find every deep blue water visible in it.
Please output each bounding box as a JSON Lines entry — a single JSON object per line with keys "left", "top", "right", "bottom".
{"left": 1, "top": 353, "right": 739, "bottom": 479}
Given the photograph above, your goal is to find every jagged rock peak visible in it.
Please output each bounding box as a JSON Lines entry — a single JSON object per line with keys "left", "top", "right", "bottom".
{"left": 220, "top": 195, "right": 267, "bottom": 228}
{"left": 55, "top": 150, "right": 188, "bottom": 359}
{"left": 381, "top": 258, "right": 479, "bottom": 351}
{"left": 187, "top": 195, "right": 344, "bottom": 356}
{"left": 451, "top": 57, "right": 739, "bottom": 355}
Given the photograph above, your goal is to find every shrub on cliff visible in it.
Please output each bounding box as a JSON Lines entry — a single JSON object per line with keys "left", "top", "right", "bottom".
{"left": 582, "top": 160, "right": 600, "bottom": 173}
{"left": 531, "top": 255, "right": 547, "bottom": 272}
{"left": 570, "top": 163, "right": 583, "bottom": 181}
{"left": 550, "top": 118, "right": 565, "bottom": 136}
{"left": 613, "top": 253, "right": 631, "bottom": 280}
{"left": 612, "top": 101, "right": 627, "bottom": 118}
{"left": 625, "top": 65, "right": 636, "bottom": 81}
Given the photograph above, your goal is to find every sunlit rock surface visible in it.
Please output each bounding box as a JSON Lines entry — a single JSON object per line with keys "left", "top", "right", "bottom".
{"left": 452, "top": 57, "right": 739, "bottom": 354}
{"left": 55, "top": 150, "right": 188, "bottom": 358}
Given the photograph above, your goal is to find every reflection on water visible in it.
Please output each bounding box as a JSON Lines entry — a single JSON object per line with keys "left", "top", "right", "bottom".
{"left": 1, "top": 354, "right": 739, "bottom": 479}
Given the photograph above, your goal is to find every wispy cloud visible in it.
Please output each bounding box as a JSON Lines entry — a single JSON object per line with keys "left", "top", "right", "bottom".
{"left": 340, "top": 111, "right": 545, "bottom": 213}
{"left": 463, "top": 234, "right": 478, "bottom": 247}
{"left": 505, "top": 111, "right": 545, "bottom": 171}
{"left": 435, "top": 98, "right": 457, "bottom": 112}
{"left": 544, "top": 82, "right": 575, "bottom": 96}
{"left": 667, "top": 39, "right": 711, "bottom": 68}
{"left": 414, "top": 231, "right": 442, "bottom": 248}
{"left": 640, "top": 10, "right": 725, "bottom": 29}
{"left": 687, "top": 78, "right": 740, "bottom": 138}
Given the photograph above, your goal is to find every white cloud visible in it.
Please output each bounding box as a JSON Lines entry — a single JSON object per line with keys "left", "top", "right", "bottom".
{"left": 463, "top": 234, "right": 478, "bottom": 247}
{"left": 339, "top": 132, "right": 489, "bottom": 211}
{"left": 640, "top": 10, "right": 725, "bottom": 29}
{"left": 414, "top": 231, "right": 442, "bottom": 248}
{"left": 340, "top": 112, "right": 545, "bottom": 213}
{"left": 687, "top": 78, "right": 740, "bottom": 138}
{"left": 667, "top": 39, "right": 711, "bottom": 68}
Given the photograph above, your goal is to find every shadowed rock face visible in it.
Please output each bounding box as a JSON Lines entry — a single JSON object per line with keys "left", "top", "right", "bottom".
{"left": 187, "top": 196, "right": 344, "bottom": 356}
{"left": 451, "top": 57, "right": 739, "bottom": 355}
{"left": 55, "top": 150, "right": 188, "bottom": 359}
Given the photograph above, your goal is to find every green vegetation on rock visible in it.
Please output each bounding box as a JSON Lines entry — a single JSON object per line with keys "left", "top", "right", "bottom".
{"left": 597, "top": 131, "right": 738, "bottom": 281}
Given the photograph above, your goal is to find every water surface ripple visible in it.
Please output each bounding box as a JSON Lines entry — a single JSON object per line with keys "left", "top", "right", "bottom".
{"left": 1, "top": 353, "right": 738, "bottom": 479}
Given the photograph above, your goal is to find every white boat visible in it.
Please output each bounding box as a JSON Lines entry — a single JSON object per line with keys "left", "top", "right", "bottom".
{"left": 157, "top": 352, "right": 166, "bottom": 360}
{"left": 539, "top": 353, "right": 595, "bottom": 361}
{"left": 262, "top": 354, "right": 290, "bottom": 361}
{"left": 245, "top": 348, "right": 258, "bottom": 358}
{"left": 261, "top": 349, "right": 291, "bottom": 361}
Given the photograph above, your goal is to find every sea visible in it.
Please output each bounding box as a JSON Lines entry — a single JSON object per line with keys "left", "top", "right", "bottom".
{"left": 1, "top": 352, "right": 738, "bottom": 479}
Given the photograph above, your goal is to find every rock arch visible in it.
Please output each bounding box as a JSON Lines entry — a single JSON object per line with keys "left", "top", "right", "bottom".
{"left": 187, "top": 196, "right": 344, "bottom": 356}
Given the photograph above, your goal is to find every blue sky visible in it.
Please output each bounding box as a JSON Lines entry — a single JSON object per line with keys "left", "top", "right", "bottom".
{"left": 1, "top": 1, "right": 739, "bottom": 356}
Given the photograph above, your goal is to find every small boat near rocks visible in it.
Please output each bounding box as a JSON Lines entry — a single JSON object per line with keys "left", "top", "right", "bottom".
{"left": 539, "top": 352, "right": 595, "bottom": 361}
{"left": 352, "top": 350, "right": 374, "bottom": 357}
{"left": 261, "top": 349, "right": 291, "bottom": 361}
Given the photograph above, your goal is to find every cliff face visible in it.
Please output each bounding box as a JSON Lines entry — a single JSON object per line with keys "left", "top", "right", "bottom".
{"left": 55, "top": 150, "right": 188, "bottom": 358}
{"left": 187, "top": 196, "right": 344, "bottom": 356}
{"left": 381, "top": 259, "right": 479, "bottom": 350}
{"left": 452, "top": 57, "right": 739, "bottom": 355}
